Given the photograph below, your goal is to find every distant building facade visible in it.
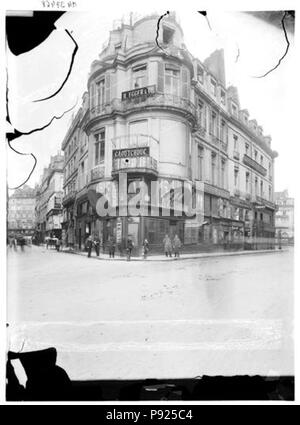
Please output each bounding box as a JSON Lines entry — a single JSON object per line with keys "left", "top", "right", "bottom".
{"left": 35, "top": 154, "right": 64, "bottom": 242}
{"left": 275, "top": 190, "right": 294, "bottom": 244}
{"left": 7, "top": 185, "right": 36, "bottom": 237}
{"left": 61, "top": 12, "right": 278, "bottom": 254}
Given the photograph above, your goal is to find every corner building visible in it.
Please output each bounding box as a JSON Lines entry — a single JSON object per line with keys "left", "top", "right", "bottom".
{"left": 62, "top": 13, "right": 278, "bottom": 254}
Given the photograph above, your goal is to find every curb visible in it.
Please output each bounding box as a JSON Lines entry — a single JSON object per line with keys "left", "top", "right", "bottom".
{"left": 60, "top": 247, "right": 287, "bottom": 262}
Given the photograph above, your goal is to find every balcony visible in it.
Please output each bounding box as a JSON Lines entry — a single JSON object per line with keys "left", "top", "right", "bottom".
{"left": 209, "top": 135, "right": 228, "bottom": 153}
{"left": 243, "top": 154, "right": 267, "bottom": 176}
{"left": 62, "top": 190, "right": 76, "bottom": 205}
{"left": 90, "top": 164, "right": 105, "bottom": 182}
{"left": 111, "top": 134, "right": 159, "bottom": 177}
{"left": 88, "top": 87, "right": 197, "bottom": 125}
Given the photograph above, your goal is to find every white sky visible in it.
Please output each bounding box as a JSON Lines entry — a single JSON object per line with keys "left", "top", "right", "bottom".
{"left": 6, "top": 7, "right": 296, "bottom": 197}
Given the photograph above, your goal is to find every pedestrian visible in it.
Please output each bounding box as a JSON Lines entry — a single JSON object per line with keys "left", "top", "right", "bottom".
{"left": 143, "top": 238, "right": 149, "bottom": 259}
{"left": 85, "top": 235, "right": 93, "bottom": 258}
{"left": 55, "top": 238, "right": 61, "bottom": 252}
{"left": 94, "top": 235, "right": 100, "bottom": 257}
{"left": 126, "top": 238, "right": 134, "bottom": 261}
{"left": 19, "top": 236, "right": 26, "bottom": 252}
{"left": 163, "top": 234, "right": 172, "bottom": 257}
{"left": 108, "top": 236, "right": 115, "bottom": 258}
{"left": 173, "top": 234, "right": 182, "bottom": 258}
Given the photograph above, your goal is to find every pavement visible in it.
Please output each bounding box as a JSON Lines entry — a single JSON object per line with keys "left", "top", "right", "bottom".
{"left": 7, "top": 245, "right": 294, "bottom": 381}
{"left": 61, "top": 245, "right": 287, "bottom": 262}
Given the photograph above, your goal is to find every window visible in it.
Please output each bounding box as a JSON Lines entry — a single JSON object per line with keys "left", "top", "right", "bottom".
{"left": 245, "top": 143, "right": 249, "bottom": 155}
{"left": 246, "top": 172, "right": 250, "bottom": 193}
{"left": 94, "top": 130, "right": 105, "bottom": 165}
{"left": 211, "top": 153, "right": 217, "bottom": 185}
{"left": 210, "top": 78, "right": 217, "bottom": 96}
{"left": 244, "top": 115, "right": 248, "bottom": 124}
{"left": 269, "top": 162, "right": 272, "bottom": 177}
{"left": 197, "top": 65, "right": 204, "bottom": 83}
{"left": 254, "top": 150, "right": 258, "bottom": 161}
{"left": 96, "top": 79, "right": 105, "bottom": 109}
{"left": 234, "top": 167, "right": 239, "bottom": 187}
{"left": 197, "top": 145, "right": 204, "bottom": 180}
{"left": 232, "top": 103, "right": 238, "bottom": 117}
{"left": 163, "top": 26, "right": 175, "bottom": 44}
{"left": 197, "top": 100, "right": 205, "bottom": 128}
{"left": 209, "top": 110, "right": 217, "bottom": 136}
{"left": 164, "top": 64, "right": 180, "bottom": 96}
{"left": 115, "top": 42, "right": 121, "bottom": 52}
{"left": 220, "top": 120, "right": 227, "bottom": 143}
{"left": 132, "top": 64, "right": 147, "bottom": 88}
{"left": 260, "top": 155, "right": 264, "bottom": 165}
{"left": 221, "top": 159, "right": 226, "bottom": 188}
{"left": 269, "top": 185, "right": 272, "bottom": 200}
{"left": 255, "top": 177, "right": 258, "bottom": 195}
{"left": 233, "top": 134, "right": 238, "bottom": 151}
{"left": 260, "top": 180, "right": 263, "bottom": 197}
{"left": 220, "top": 89, "right": 226, "bottom": 105}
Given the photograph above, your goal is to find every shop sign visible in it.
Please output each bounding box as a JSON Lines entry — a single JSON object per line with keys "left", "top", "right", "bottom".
{"left": 116, "top": 220, "right": 122, "bottom": 243}
{"left": 113, "top": 147, "right": 149, "bottom": 159}
{"left": 121, "top": 85, "right": 156, "bottom": 101}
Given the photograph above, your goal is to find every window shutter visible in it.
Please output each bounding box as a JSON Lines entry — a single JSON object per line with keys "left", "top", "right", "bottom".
{"left": 181, "top": 68, "right": 189, "bottom": 99}
{"left": 105, "top": 73, "right": 111, "bottom": 104}
{"left": 157, "top": 62, "right": 164, "bottom": 93}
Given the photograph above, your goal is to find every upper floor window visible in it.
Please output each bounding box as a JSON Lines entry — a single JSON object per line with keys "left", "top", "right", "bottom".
{"left": 209, "top": 110, "right": 217, "bottom": 136}
{"left": 114, "top": 42, "right": 121, "bottom": 53}
{"left": 234, "top": 166, "right": 239, "bottom": 187}
{"left": 245, "top": 143, "right": 249, "bottom": 155}
{"left": 165, "top": 64, "right": 180, "bottom": 96}
{"left": 233, "top": 134, "right": 238, "bottom": 151}
{"left": 132, "top": 64, "right": 147, "bottom": 89}
{"left": 197, "top": 100, "right": 205, "bottom": 128}
{"left": 96, "top": 79, "right": 105, "bottom": 108}
{"left": 197, "top": 145, "right": 204, "bottom": 180}
{"left": 260, "top": 155, "right": 264, "bottom": 166}
{"left": 163, "top": 26, "right": 175, "bottom": 44}
{"left": 94, "top": 130, "right": 105, "bottom": 165}
{"left": 197, "top": 65, "right": 204, "bottom": 84}
{"left": 210, "top": 78, "right": 217, "bottom": 96}
{"left": 220, "top": 119, "right": 227, "bottom": 143}
{"left": 254, "top": 150, "right": 258, "bottom": 161}
{"left": 220, "top": 89, "right": 226, "bottom": 105}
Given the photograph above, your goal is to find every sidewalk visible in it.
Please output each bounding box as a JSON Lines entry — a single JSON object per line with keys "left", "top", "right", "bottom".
{"left": 60, "top": 246, "right": 287, "bottom": 262}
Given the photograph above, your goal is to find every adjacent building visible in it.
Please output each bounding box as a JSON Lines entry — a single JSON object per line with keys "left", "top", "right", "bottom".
{"left": 61, "top": 12, "right": 278, "bottom": 254}
{"left": 35, "top": 153, "right": 64, "bottom": 242}
{"left": 275, "top": 190, "right": 294, "bottom": 244}
{"left": 7, "top": 185, "right": 36, "bottom": 237}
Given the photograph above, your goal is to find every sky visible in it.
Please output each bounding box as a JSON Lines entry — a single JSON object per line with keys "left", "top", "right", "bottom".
{"left": 6, "top": 7, "right": 296, "bottom": 196}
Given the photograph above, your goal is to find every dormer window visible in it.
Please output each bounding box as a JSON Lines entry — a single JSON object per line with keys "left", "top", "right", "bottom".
{"left": 232, "top": 103, "right": 238, "bottom": 117}
{"left": 197, "top": 65, "right": 204, "bottom": 84}
{"left": 210, "top": 78, "right": 217, "bottom": 96}
{"left": 114, "top": 42, "right": 122, "bottom": 53}
{"left": 163, "top": 26, "right": 174, "bottom": 45}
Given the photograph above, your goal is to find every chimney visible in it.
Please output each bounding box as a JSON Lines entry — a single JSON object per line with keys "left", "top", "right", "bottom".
{"left": 204, "top": 49, "right": 226, "bottom": 86}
